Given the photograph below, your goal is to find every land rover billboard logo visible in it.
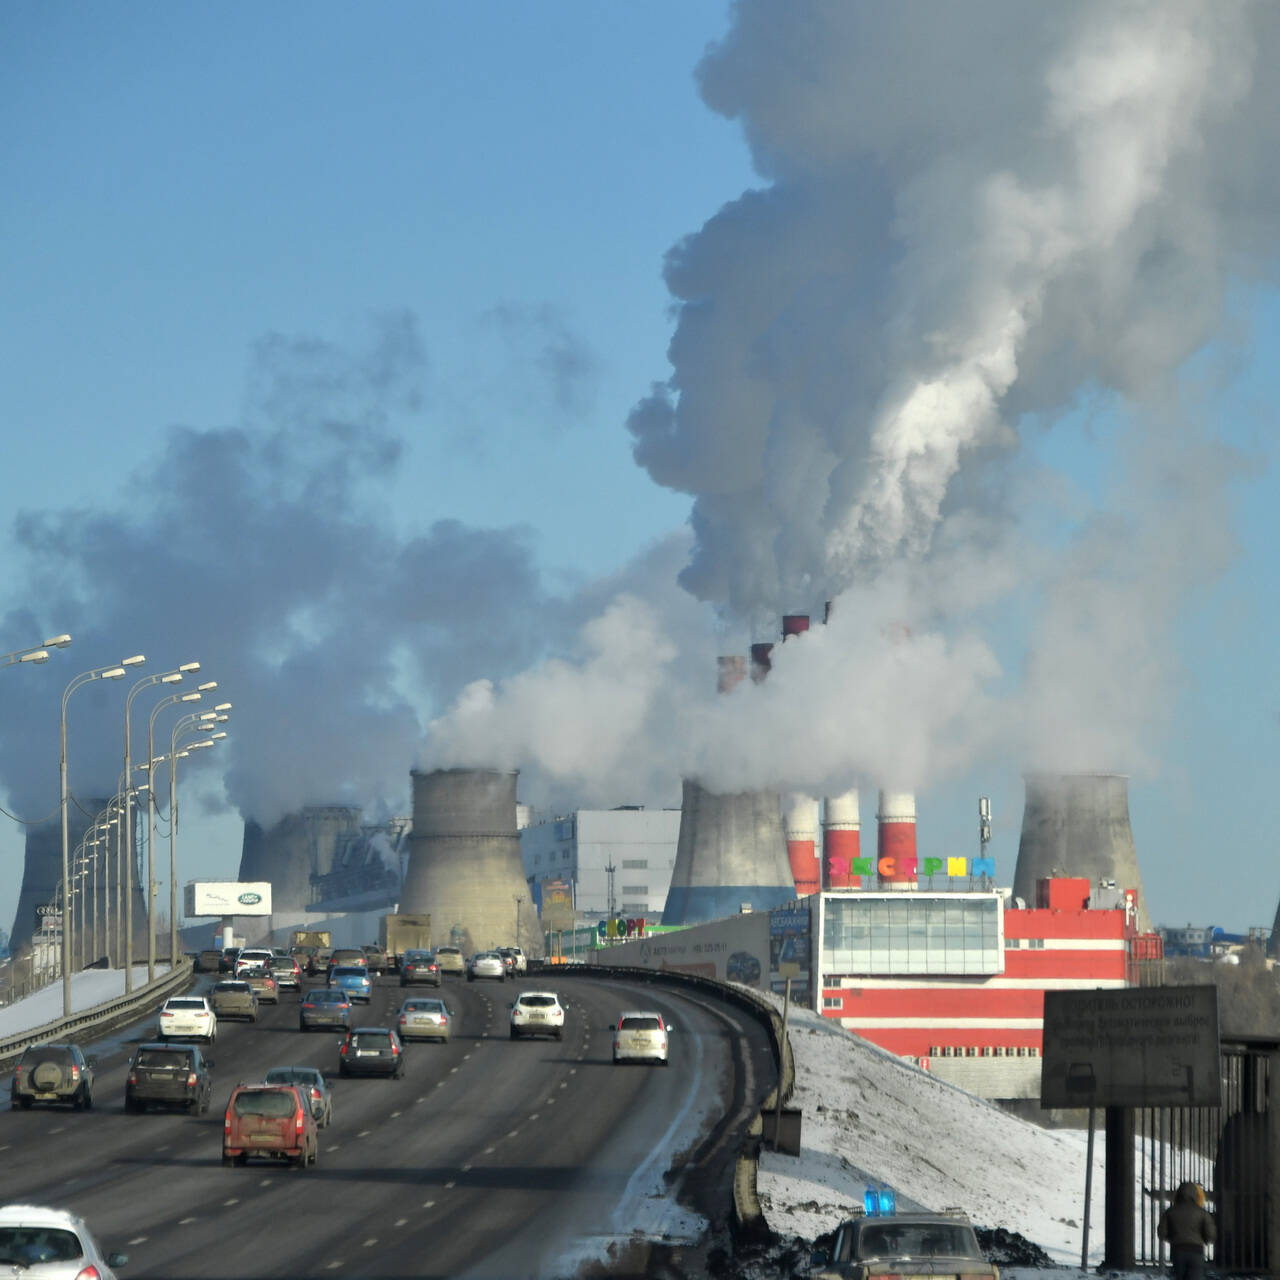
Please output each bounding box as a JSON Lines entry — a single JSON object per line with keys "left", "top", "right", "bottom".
{"left": 237, "top": 891, "right": 262, "bottom": 906}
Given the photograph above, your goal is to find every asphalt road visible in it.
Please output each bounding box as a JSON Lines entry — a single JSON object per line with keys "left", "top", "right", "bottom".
{"left": 0, "top": 969, "right": 775, "bottom": 1280}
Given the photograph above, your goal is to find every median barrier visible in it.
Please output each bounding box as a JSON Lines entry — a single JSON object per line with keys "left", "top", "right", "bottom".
{"left": 0, "top": 959, "right": 194, "bottom": 1065}
{"left": 527, "top": 959, "right": 793, "bottom": 1236}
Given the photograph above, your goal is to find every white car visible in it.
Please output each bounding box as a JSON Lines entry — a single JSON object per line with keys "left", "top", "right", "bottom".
{"left": 0, "top": 1204, "right": 128, "bottom": 1279}
{"left": 613, "top": 1011, "right": 670, "bottom": 1065}
{"left": 468, "top": 952, "right": 506, "bottom": 982}
{"left": 505, "top": 946, "right": 528, "bottom": 974}
{"left": 158, "top": 995, "right": 216, "bottom": 1044}
{"left": 509, "top": 991, "right": 565, "bottom": 1040}
{"left": 235, "top": 948, "right": 273, "bottom": 976}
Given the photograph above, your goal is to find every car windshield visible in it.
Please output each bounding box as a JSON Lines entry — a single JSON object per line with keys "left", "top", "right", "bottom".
{"left": 620, "top": 1016, "right": 661, "bottom": 1030}
{"left": 167, "top": 999, "right": 205, "bottom": 1010}
{"left": 265, "top": 1068, "right": 320, "bottom": 1086}
{"left": 857, "top": 1225, "right": 981, "bottom": 1259}
{"left": 0, "top": 1227, "right": 84, "bottom": 1264}
{"left": 233, "top": 1088, "right": 298, "bottom": 1118}
{"left": 135, "top": 1049, "right": 190, "bottom": 1069}
{"left": 521, "top": 996, "right": 558, "bottom": 1008}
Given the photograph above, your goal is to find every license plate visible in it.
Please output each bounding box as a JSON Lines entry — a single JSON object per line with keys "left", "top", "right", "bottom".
{"left": 529, "top": 1013, "right": 546, "bottom": 1021}
{"left": 357, "top": 1049, "right": 379, "bottom": 1057}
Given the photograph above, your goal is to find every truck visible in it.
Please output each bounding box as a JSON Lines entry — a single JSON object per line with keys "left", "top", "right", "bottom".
{"left": 291, "top": 930, "right": 331, "bottom": 950}
{"left": 379, "top": 913, "right": 431, "bottom": 972}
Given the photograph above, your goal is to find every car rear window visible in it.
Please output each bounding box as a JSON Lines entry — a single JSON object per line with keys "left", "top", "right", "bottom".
{"left": 214, "top": 982, "right": 250, "bottom": 994}
{"left": 167, "top": 998, "right": 206, "bottom": 1010}
{"left": 308, "top": 989, "right": 348, "bottom": 1003}
{"left": 349, "top": 1033, "right": 390, "bottom": 1049}
{"left": 21, "top": 1046, "right": 75, "bottom": 1066}
{"left": 857, "top": 1225, "right": 981, "bottom": 1259}
{"left": 405, "top": 1001, "right": 444, "bottom": 1013}
{"left": 331, "top": 967, "right": 366, "bottom": 979}
{"left": 265, "top": 1069, "right": 319, "bottom": 1086}
{"left": 436, "top": 946, "right": 460, "bottom": 956}
{"left": 0, "top": 1227, "right": 83, "bottom": 1264}
{"left": 520, "top": 995, "right": 558, "bottom": 1008}
{"left": 136, "top": 1049, "right": 191, "bottom": 1069}
{"left": 404, "top": 951, "right": 430, "bottom": 962}
{"left": 233, "top": 1088, "right": 299, "bottom": 1118}
{"left": 620, "top": 1016, "right": 661, "bottom": 1030}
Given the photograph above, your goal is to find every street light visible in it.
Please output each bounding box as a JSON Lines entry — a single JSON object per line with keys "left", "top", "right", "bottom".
{"left": 1, "top": 633, "right": 71, "bottom": 671}
{"left": 60, "top": 654, "right": 144, "bottom": 1016}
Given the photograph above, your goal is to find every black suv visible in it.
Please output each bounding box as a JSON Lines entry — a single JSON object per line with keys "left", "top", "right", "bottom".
{"left": 11, "top": 1043, "right": 95, "bottom": 1110}
{"left": 338, "top": 1027, "right": 405, "bottom": 1078}
{"left": 125, "top": 1042, "right": 214, "bottom": 1114}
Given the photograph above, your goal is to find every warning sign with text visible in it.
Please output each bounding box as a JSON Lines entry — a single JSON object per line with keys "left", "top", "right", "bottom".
{"left": 1041, "top": 985, "right": 1220, "bottom": 1108}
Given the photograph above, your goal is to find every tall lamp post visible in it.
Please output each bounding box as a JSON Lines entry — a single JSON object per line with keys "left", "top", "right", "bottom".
{"left": 60, "top": 655, "right": 144, "bottom": 1017}
{"left": 1, "top": 633, "right": 70, "bottom": 672}
{"left": 124, "top": 664, "right": 200, "bottom": 988}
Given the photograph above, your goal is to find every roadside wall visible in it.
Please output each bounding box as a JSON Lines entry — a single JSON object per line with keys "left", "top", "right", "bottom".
{"left": 588, "top": 912, "right": 769, "bottom": 990}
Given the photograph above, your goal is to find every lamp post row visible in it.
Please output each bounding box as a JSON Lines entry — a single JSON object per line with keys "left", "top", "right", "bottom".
{"left": 5, "top": 635, "right": 231, "bottom": 1017}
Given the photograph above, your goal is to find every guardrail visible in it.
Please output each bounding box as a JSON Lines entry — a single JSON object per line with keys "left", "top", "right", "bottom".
{"left": 529, "top": 960, "right": 793, "bottom": 1237}
{"left": 0, "top": 959, "right": 194, "bottom": 1065}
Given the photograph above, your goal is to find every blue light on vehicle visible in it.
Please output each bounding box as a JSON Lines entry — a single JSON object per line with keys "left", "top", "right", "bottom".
{"left": 864, "top": 1185, "right": 898, "bottom": 1216}
{"left": 864, "top": 1188, "right": 880, "bottom": 1215}
{"left": 879, "top": 1185, "right": 896, "bottom": 1215}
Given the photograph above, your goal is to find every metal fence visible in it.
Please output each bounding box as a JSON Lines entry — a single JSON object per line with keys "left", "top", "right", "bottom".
{"left": 1134, "top": 1038, "right": 1276, "bottom": 1273}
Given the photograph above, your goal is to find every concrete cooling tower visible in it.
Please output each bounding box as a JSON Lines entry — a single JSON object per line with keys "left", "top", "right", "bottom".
{"left": 1012, "top": 773, "right": 1150, "bottom": 931}
{"left": 400, "top": 768, "right": 540, "bottom": 957}
{"left": 662, "top": 780, "right": 797, "bottom": 924}
{"left": 238, "top": 805, "right": 363, "bottom": 914}
{"left": 9, "top": 800, "right": 148, "bottom": 963}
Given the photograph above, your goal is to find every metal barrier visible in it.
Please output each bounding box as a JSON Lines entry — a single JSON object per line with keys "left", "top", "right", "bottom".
{"left": 0, "top": 959, "right": 194, "bottom": 1065}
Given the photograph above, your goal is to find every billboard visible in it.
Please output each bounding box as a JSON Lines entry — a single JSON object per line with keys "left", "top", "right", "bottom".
{"left": 184, "top": 881, "right": 273, "bottom": 918}
{"left": 591, "top": 912, "right": 769, "bottom": 987}
{"left": 769, "top": 906, "right": 812, "bottom": 1005}
{"left": 540, "top": 878, "right": 575, "bottom": 933}
{"left": 1041, "top": 985, "right": 1220, "bottom": 1108}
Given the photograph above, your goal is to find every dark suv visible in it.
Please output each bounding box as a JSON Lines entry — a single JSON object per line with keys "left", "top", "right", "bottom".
{"left": 126, "top": 1043, "right": 213, "bottom": 1114}
{"left": 11, "top": 1043, "right": 95, "bottom": 1110}
{"left": 338, "top": 1027, "right": 405, "bottom": 1078}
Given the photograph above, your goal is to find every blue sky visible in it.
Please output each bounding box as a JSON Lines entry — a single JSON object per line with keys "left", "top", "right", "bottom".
{"left": 3, "top": 3, "right": 1279, "bottom": 943}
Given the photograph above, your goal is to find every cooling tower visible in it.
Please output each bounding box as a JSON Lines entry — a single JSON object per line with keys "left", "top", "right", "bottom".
{"left": 784, "top": 793, "right": 821, "bottom": 896}
{"left": 238, "top": 805, "right": 363, "bottom": 913}
{"left": 823, "top": 789, "right": 862, "bottom": 889}
{"left": 877, "top": 790, "right": 918, "bottom": 886}
{"left": 1013, "top": 773, "right": 1150, "bottom": 931}
{"left": 9, "top": 800, "right": 147, "bottom": 964}
{"left": 401, "top": 768, "right": 540, "bottom": 957}
{"left": 662, "top": 780, "right": 796, "bottom": 924}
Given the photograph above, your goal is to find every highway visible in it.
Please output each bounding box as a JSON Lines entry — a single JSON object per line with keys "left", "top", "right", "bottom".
{"left": 0, "top": 969, "right": 776, "bottom": 1279}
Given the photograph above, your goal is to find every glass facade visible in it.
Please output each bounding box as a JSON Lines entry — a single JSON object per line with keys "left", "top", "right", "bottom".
{"left": 821, "top": 894, "right": 1003, "bottom": 976}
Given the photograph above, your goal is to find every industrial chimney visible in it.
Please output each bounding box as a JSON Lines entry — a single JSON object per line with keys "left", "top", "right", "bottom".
{"left": 401, "top": 768, "right": 539, "bottom": 956}
{"left": 822, "top": 790, "right": 862, "bottom": 888}
{"left": 877, "top": 790, "right": 918, "bottom": 887}
{"left": 1012, "top": 773, "right": 1150, "bottom": 931}
{"left": 784, "top": 794, "right": 821, "bottom": 896}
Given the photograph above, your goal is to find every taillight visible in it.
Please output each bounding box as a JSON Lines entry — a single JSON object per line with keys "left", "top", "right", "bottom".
{"left": 391, "top": 1042, "right": 400, "bottom": 1055}
{"left": 310, "top": 1087, "right": 321, "bottom": 1099}
{"left": 340, "top": 1042, "right": 348, "bottom": 1055}
{"left": 224, "top": 1112, "right": 232, "bottom": 1133}
{"left": 187, "top": 1072, "right": 198, "bottom": 1087}
{"left": 398, "top": 1015, "right": 407, "bottom": 1024}
{"left": 440, "top": 1015, "right": 448, "bottom": 1024}
{"left": 295, "top": 1110, "right": 305, "bottom": 1134}
{"left": 73, "top": 1266, "right": 102, "bottom": 1280}
{"left": 128, "top": 1072, "right": 137, "bottom": 1085}
{"left": 70, "top": 1065, "right": 80, "bottom": 1080}
{"left": 303, "top": 1003, "right": 315, "bottom": 1011}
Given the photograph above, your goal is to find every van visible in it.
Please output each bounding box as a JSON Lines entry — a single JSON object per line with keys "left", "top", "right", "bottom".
{"left": 222, "top": 1083, "right": 318, "bottom": 1168}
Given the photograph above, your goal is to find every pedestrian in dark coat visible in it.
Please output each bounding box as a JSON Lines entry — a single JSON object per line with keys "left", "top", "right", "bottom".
{"left": 1159, "top": 1181, "right": 1216, "bottom": 1280}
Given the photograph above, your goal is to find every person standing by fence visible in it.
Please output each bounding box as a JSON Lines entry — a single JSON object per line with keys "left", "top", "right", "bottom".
{"left": 1159, "top": 1182, "right": 1217, "bottom": 1280}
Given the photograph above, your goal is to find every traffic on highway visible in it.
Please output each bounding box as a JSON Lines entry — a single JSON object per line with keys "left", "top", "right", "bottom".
{"left": 1, "top": 949, "right": 775, "bottom": 1278}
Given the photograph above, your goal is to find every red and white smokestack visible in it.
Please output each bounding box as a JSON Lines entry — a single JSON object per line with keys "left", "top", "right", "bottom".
{"left": 782, "top": 614, "right": 810, "bottom": 640}
{"left": 717, "top": 655, "right": 746, "bottom": 695}
{"left": 750, "top": 642, "right": 774, "bottom": 683}
{"left": 822, "top": 789, "right": 861, "bottom": 889}
{"left": 877, "top": 790, "right": 917, "bottom": 887}
{"left": 784, "top": 793, "right": 821, "bottom": 897}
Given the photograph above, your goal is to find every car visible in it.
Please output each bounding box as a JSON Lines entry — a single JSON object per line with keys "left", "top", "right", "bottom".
{"left": 195, "top": 949, "right": 225, "bottom": 974}
{"left": 209, "top": 980, "right": 258, "bottom": 1023}
{"left": 0, "top": 1204, "right": 128, "bottom": 1279}
{"left": 268, "top": 955, "right": 302, "bottom": 990}
{"left": 125, "top": 1042, "right": 213, "bottom": 1114}
{"left": 810, "top": 1209, "right": 999, "bottom": 1280}
{"left": 499, "top": 945, "right": 528, "bottom": 975}
{"left": 361, "top": 944, "right": 389, "bottom": 976}
{"left": 10, "top": 1044, "right": 95, "bottom": 1110}
{"left": 509, "top": 991, "right": 565, "bottom": 1040}
{"left": 305, "top": 947, "right": 333, "bottom": 976}
{"left": 234, "top": 948, "right": 273, "bottom": 976}
{"left": 433, "top": 944, "right": 466, "bottom": 977}
{"left": 299, "top": 987, "right": 355, "bottom": 1031}
{"left": 726, "top": 951, "right": 763, "bottom": 984}
{"left": 612, "top": 1011, "right": 670, "bottom": 1065}
{"left": 219, "top": 946, "right": 241, "bottom": 973}
{"left": 468, "top": 951, "right": 506, "bottom": 982}
{"left": 263, "top": 1066, "right": 333, "bottom": 1128}
{"left": 338, "top": 1027, "right": 405, "bottom": 1078}
{"left": 158, "top": 996, "right": 217, "bottom": 1044}
{"left": 222, "top": 1083, "right": 318, "bottom": 1168}
{"left": 399, "top": 949, "right": 441, "bottom": 987}
{"left": 328, "top": 965, "right": 372, "bottom": 1003}
{"left": 242, "top": 967, "right": 280, "bottom": 1004}
{"left": 328, "top": 948, "right": 368, "bottom": 972}
{"left": 398, "top": 997, "right": 451, "bottom": 1042}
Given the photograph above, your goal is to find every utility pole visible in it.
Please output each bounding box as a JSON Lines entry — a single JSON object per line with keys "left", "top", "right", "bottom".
{"left": 605, "top": 861, "right": 616, "bottom": 918}
{"left": 515, "top": 894, "right": 523, "bottom": 943}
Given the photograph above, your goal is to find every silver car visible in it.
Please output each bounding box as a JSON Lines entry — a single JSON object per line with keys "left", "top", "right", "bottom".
{"left": 398, "top": 997, "right": 451, "bottom": 1042}
{"left": 264, "top": 1065, "right": 333, "bottom": 1128}
{"left": 0, "top": 1205, "right": 127, "bottom": 1279}
{"left": 612, "top": 1011, "right": 671, "bottom": 1065}
{"left": 467, "top": 951, "right": 506, "bottom": 982}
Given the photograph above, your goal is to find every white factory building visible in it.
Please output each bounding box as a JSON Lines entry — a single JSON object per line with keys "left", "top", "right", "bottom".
{"left": 520, "top": 807, "right": 682, "bottom": 922}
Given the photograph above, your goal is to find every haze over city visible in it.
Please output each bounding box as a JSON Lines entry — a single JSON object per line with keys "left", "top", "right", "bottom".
{"left": 4, "top": 0, "right": 1280, "bottom": 941}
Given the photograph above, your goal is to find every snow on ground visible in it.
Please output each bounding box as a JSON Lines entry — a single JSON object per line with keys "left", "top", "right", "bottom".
{"left": 757, "top": 1000, "right": 1104, "bottom": 1268}
{"left": 0, "top": 966, "right": 170, "bottom": 1039}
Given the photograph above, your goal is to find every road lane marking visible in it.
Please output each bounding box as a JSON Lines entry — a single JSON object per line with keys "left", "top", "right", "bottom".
{"left": 179, "top": 1217, "right": 197, "bottom": 1225}
{"left": 0, "top": 1146, "right": 10, "bottom": 1152}
{"left": 395, "top": 1218, "right": 408, "bottom": 1227}
{"left": 569, "top": 1068, "right": 577, "bottom": 1075}
{"left": 326, "top": 1262, "right": 342, "bottom": 1270}
{"left": 358, "top": 1129, "right": 371, "bottom": 1137}
{"left": 559, "top": 1082, "right": 567, "bottom": 1089}
{"left": 462, "top": 1163, "right": 472, "bottom": 1172}
{"left": 528, "top": 1113, "right": 539, "bottom": 1121}
{"left": 463, "top": 1053, "right": 471, "bottom": 1060}
{"left": 445, "top": 1180, "right": 456, "bottom": 1188}
{"left": 417, "top": 1095, "right": 426, "bottom": 1102}
{"left": 327, "top": 1144, "right": 341, "bottom": 1151}
{"left": 423, "top": 1200, "right": 436, "bottom": 1208}
{"left": 362, "top": 1239, "right": 378, "bottom": 1248}
{"left": 128, "top": 1238, "right": 147, "bottom": 1246}
{"left": 390, "top": 1110, "right": 401, "bottom": 1117}
{"left": 507, "top": 1130, "right": 518, "bottom": 1138}
{"left": 48, "top": 1127, "right": 65, "bottom": 1135}
{"left": 223, "top": 1199, "right": 239, "bottom": 1206}
{"left": 483, "top": 1146, "right": 495, "bottom": 1154}
{"left": 450, "top": 1067, "right": 458, "bottom": 1074}
{"left": 259, "top": 1178, "right": 272, "bottom": 1187}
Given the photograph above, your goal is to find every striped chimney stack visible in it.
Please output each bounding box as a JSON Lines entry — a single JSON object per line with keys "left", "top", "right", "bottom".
{"left": 778, "top": 615, "right": 820, "bottom": 897}
{"left": 822, "top": 790, "right": 862, "bottom": 889}
{"left": 877, "top": 790, "right": 918, "bottom": 887}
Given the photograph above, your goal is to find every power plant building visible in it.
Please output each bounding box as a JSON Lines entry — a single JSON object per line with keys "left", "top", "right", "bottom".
{"left": 521, "top": 807, "right": 681, "bottom": 922}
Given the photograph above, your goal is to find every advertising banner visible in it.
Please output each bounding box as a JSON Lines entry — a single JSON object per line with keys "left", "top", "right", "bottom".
{"left": 591, "top": 913, "right": 769, "bottom": 987}
{"left": 540, "top": 879, "right": 575, "bottom": 933}
{"left": 769, "top": 905, "right": 812, "bottom": 1005}
{"left": 183, "top": 881, "right": 273, "bottom": 918}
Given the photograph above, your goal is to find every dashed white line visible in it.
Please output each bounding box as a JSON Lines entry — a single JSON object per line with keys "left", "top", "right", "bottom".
{"left": 463, "top": 1053, "right": 471, "bottom": 1060}
{"left": 395, "top": 1218, "right": 408, "bottom": 1227}
{"left": 423, "top": 1199, "right": 436, "bottom": 1208}
{"left": 507, "top": 1130, "right": 519, "bottom": 1139}
{"left": 569, "top": 1068, "right": 577, "bottom": 1075}
{"left": 128, "top": 1237, "right": 147, "bottom": 1246}
{"left": 48, "top": 1127, "right": 65, "bottom": 1135}
{"left": 417, "top": 1095, "right": 426, "bottom": 1102}
{"left": 450, "top": 1067, "right": 458, "bottom": 1074}
{"left": 325, "top": 1261, "right": 342, "bottom": 1270}
{"left": 390, "top": 1110, "right": 401, "bottom": 1117}
{"left": 358, "top": 1129, "right": 371, "bottom": 1137}
{"left": 223, "top": 1198, "right": 239, "bottom": 1207}
{"left": 445, "top": 1180, "right": 456, "bottom": 1189}
{"left": 327, "top": 1144, "right": 341, "bottom": 1152}
{"left": 546, "top": 1097, "right": 556, "bottom": 1105}
{"left": 559, "top": 1082, "right": 567, "bottom": 1089}
{"left": 462, "top": 1163, "right": 472, "bottom": 1172}
{"left": 259, "top": 1178, "right": 272, "bottom": 1187}
{"left": 179, "top": 1217, "right": 197, "bottom": 1225}
{"left": 483, "top": 1146, "right": 495, "bottom": 1155}
{"left": 362, "top": 1238, "right": 378, "bottom": 1248}
{"left": 0, "top": 1145, "right": 10, "bottom": 1153}
{"left": 529, "top": 1113, "right": 539, "bottom": 1121}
